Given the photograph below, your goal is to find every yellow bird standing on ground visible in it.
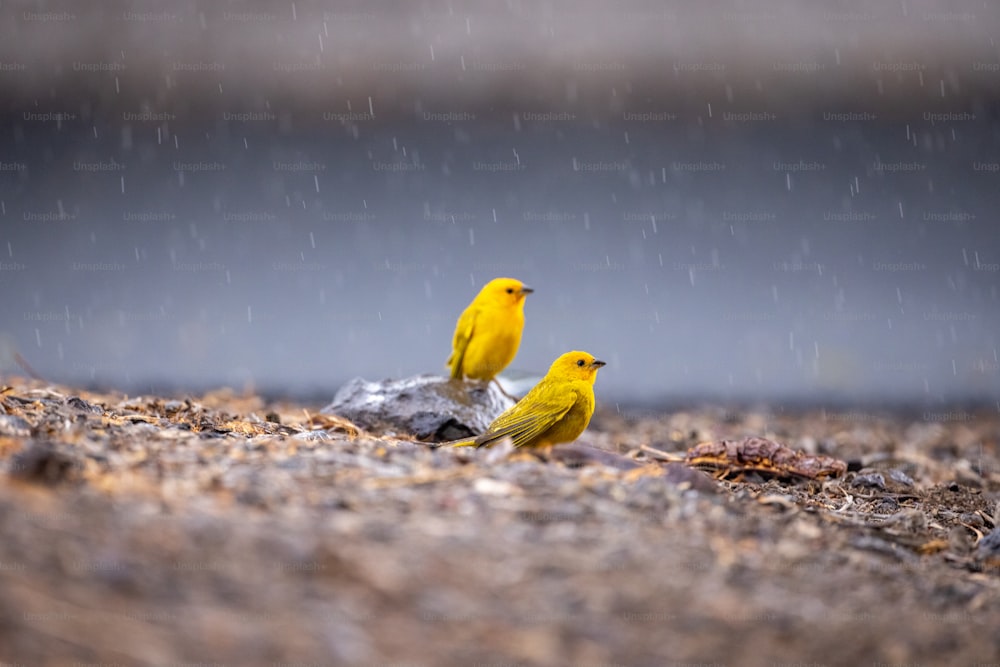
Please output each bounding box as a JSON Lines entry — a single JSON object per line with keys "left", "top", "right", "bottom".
{"left": 446, "top": 277, "right": 533, "bottom": 382}
{"left": 448, "top": 351, "right": 605, "bottom": 449}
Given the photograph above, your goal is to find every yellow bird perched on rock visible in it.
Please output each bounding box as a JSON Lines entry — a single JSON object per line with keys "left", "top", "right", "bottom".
{"left": 446, "top": 277, "right": 533, "bottom": 382}
{"left": 447, "top": 351, "right": 605, "bottom": 449}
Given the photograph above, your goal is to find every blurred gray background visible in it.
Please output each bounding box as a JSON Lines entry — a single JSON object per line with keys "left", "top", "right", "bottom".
{"left": 1, "top": 0, "right": 998, "bottom": 405}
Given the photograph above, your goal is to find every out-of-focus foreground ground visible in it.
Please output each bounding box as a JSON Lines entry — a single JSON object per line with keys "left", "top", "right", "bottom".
{"left": 0, "top": 377, "right": 998, "bottom": 665}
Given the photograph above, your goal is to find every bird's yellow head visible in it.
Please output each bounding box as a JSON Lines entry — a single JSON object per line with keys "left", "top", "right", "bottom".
{"left": 548, "top": 350, "right": 606, "bottom": 384}
{"left": 479, "top": 277, "right": 533, "bottom": 308}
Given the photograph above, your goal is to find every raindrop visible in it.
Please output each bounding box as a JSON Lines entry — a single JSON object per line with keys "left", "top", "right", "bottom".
{"left": 309, "top": 232, "right": 316, "bottom": 248}
{"left": 492, "top": 208, "right": 497, "bottom": 222}
{"left": 786, "top": 173, "right": 792, "bottom": 191}
{"left": 368, "top": 97, "right": 375, "bottom": 118}
{"left": 898, "top": 202, "right": 904, "bottom": 218}
{"left": 707, "top": 103, "right": 712, "bottom": 118}
{"left": 248, "top": 306, "right": 253, "bottom": 324}
{"left": 314, "top": 175, "right": 320, "bottom": 192}
{"left": 430, "top": 45, "right": 435, "bottom": 60}
{"left": 120, "top": 176, "right": 125, "bottom": 194}
{"left": 469, "top": 228, "right": 475, "bottom": 246}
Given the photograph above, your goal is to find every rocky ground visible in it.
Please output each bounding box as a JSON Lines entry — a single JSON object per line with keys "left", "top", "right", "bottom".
{"left": 0, "top": 376, "right": 998, "bottom": 666}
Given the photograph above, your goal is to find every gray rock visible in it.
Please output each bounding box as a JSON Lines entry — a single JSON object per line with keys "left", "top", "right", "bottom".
{"left": 888, "top": 468, "right": 915, "bottom": 487}
{"left": 851, "top": 472, "right": 886, "bottom": 490}
{"left": 322, "top": 374, "right": 514, "bottom": 443}
{"left": 975, "top": 525, "right": 1000, "bottom": 564}
{"left": 0, "top": 415, "right": 32, "bottom": 437}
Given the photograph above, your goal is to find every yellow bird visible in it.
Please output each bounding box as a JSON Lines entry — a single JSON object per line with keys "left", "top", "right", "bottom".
{"left": 446, "top": 277, "right": 533, "bottom": 382}
{"left": 449, "top": 351, "right": 605, "bottom": 449}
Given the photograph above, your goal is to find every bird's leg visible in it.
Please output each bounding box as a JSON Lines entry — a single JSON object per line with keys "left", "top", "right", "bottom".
{"left": 523, "top": 445, "right": 552, "bottom": 462}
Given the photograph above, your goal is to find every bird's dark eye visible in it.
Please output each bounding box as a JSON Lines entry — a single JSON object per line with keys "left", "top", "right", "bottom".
{"left": 577, "top": 359, "right": 585, "bottom": 367}
{"left": 506, "top": 288, "right": 514, "bottom": 293}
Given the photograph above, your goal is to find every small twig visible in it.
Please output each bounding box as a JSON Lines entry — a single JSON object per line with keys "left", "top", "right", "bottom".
{"left": 13, "top": 352, "right": 45, "bottom": 382}
{"left": 490, "top": 378, "right": 518, "bottom": 401}
{"left": 833, "top": 494, "right": 855, "bottom": 513}
{"left": 959, "top": 522, "right": 985, "bottom": 543}
{"left": 638, "top": 444, "right": 684, "bottom": 462}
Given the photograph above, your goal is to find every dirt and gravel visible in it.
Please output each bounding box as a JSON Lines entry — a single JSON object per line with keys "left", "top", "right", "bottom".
{"left": 0, "top": 376, "right": 998, "bottom": 666}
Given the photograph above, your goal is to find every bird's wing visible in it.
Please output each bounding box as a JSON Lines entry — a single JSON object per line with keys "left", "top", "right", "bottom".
{"left": 447, "top": 305, "right": 478, "bottom": 378}
{"left": 476, "top": 386, "right": 578, "bottom": 449}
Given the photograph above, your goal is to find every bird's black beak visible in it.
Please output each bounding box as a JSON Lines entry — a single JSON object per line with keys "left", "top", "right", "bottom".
{"left": 520, "top": 286, "right": 534, "bottom": 295}
{"left": 591, "top": 359, "right": 606, "bottom": 368}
